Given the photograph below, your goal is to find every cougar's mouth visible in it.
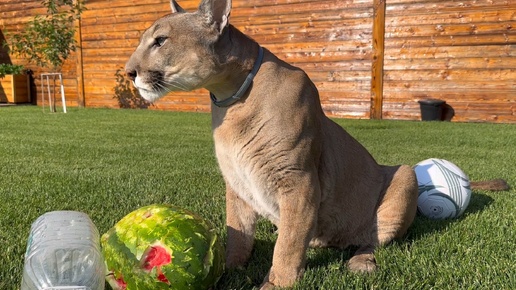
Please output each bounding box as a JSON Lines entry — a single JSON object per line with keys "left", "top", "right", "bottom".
{"left": 133, "top": 71, "right": 168, "bottom": 102}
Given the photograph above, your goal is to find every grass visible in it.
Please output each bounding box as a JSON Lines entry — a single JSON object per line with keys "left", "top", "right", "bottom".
{"left": 0, "top": 106, "right": 514, "bottom": 289}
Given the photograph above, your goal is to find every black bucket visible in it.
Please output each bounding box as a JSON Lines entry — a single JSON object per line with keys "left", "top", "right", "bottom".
{"left": 418, "top": 99, "right": 446, "bottom": 121}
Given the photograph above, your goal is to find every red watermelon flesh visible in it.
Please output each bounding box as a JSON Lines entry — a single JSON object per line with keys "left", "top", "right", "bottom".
{"left": 141, "top": 244, "right": 172, "bottom": 283}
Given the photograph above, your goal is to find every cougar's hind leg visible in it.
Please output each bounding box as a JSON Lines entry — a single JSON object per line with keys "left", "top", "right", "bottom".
{"left": 376, "top": 165, "right": 418, "bottom": 245}
{"left": 346, "top": 165, "right": 417, "bottom": 273}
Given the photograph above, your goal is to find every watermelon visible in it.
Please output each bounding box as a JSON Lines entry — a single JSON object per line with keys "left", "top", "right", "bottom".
{"left": 101, "top": 204, "right": 224, "bottom": 289}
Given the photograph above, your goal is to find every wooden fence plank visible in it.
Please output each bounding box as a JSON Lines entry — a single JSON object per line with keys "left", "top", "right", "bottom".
{"left": 75, "top": 14, "right": 85, "bottom": 107}
{"left": 370, "top": 0, "right": 386, "bottom": 119}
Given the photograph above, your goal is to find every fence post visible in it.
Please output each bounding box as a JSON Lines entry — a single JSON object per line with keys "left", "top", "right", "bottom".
{"left": 370, "top": 0, "right": 386, "bottom": 119}
{"left": 74, "top": 4, "right": 85, "bottom": 107}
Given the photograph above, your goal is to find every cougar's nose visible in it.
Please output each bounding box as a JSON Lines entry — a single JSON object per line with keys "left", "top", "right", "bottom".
{"left": 125, "top": 58, "right": 138, "bottom": 81}
{"left": 125, "top": 68, "right": 137, "bottom": 81}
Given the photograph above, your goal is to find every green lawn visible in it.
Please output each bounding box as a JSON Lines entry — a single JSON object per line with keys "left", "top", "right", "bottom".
{"left": 1, "top": 106, "right": 514, "bottom": 289}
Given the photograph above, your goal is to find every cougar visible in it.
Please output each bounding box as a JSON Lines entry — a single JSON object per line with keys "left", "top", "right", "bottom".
{"left": 125, "top": 0, "right": 507, "bottom": 288}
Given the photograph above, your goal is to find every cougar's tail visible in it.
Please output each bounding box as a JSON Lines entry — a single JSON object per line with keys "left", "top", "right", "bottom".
{"left": 470, "top": 179, "right": 509, "bottom": 191}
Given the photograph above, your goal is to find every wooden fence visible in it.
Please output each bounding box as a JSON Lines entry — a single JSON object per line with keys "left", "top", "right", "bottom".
{"left": 1, "top": 0, "right": 514, "bottom": 122}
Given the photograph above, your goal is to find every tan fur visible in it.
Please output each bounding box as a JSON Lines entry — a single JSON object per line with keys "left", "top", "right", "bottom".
{"left": 125, "top": 0, "right": 419, "bottom": 288}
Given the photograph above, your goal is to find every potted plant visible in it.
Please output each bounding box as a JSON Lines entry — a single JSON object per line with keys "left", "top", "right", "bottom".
{"left": 0, "top": 63, "right": 30, "bottom": 103}
{"left": 4, "top": 0, "right": 85, "bottom": 110}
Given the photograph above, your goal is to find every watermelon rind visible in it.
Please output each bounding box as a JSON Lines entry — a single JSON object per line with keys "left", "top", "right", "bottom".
{"left": 101, "top": 204, "right": 224, "bottom": 289}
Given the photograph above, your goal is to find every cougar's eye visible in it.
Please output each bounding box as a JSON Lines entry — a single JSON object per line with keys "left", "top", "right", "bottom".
{"left": 154, "top": 36, "right": 167, "bottom": 47}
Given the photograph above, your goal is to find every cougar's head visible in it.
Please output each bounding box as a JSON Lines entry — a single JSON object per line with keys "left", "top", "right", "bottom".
{"left": 125, "top": 0, "right": 232, "bottom": 102}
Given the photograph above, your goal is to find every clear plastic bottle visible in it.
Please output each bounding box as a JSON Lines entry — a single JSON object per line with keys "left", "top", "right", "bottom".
{"left": 21, "top": 211, "right": 105, "bottom": 290}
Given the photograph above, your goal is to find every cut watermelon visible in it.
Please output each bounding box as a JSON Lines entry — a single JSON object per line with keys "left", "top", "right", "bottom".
{"left": 101, "top": 204, "right": 224, "bottom": 289}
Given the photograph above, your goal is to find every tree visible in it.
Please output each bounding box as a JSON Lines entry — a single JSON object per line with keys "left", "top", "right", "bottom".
{"left": 7, "top": 0, "right": 85, "bottom": 72}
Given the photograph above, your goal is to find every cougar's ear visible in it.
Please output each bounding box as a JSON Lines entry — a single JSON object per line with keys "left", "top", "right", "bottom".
{"left": 198, "top": 0, "right": 231, "bottom": 34}
{"left": 170, "top": 0, "right": 186, "bottom": 13}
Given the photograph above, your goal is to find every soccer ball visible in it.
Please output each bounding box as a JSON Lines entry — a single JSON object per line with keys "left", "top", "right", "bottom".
{"left": 413, "top": 158, "right": 472, "bottom": 219}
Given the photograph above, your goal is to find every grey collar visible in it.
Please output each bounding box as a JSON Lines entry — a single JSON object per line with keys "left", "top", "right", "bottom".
{"left": 210, "top": 46, "right": 264, "bottom": 107}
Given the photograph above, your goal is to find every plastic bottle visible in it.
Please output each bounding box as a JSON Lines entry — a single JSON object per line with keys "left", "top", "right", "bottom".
{"left": 21, "top": 211, "right": 105, "bottom": 290}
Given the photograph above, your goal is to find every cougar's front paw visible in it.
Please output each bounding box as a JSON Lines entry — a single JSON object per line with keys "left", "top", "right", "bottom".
{"left": 259, "top": 281, "right": 276, "bottom": 290}
{"left": 260, "top": 266, "right": 303, "bottom": 289}
{"left": 347, "top": 252, "right": 377, "bottom": 273}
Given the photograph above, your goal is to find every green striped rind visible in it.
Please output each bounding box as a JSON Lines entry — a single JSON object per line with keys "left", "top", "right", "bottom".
{"left": 201, "top": 228, "right": 225, "bottom": 289}
{"left": 101, "top": 204, "right": 225, "bottom": 289}
{"left": 103, "top": 228, "right": 166, "bottom": 289}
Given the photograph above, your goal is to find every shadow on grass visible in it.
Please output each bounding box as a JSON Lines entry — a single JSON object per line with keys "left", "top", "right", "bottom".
{"left": 215, "top": 192, "right": 493, "bottom": 288}
{"left": 306, "top": 246, "right": 356, "bottom": 269}
{"left": 463, "top": 192, "right": 495, "bottom": 215}
{"left": 215, "top": 238, "right": 274, "bottom": 289}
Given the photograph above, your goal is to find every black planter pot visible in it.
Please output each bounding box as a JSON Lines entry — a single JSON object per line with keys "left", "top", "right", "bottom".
{"left": 418, "top": 99, "right": 446, "bottom": 121}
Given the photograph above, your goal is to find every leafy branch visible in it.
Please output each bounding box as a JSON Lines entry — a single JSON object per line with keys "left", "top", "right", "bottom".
{"left": 6, "top": 0, "right": 85, "bottom": 72}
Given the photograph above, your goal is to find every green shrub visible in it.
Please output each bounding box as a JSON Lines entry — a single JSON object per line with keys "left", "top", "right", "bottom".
{"left": 0, "top": 63, "right": 24, "bottom": 78}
